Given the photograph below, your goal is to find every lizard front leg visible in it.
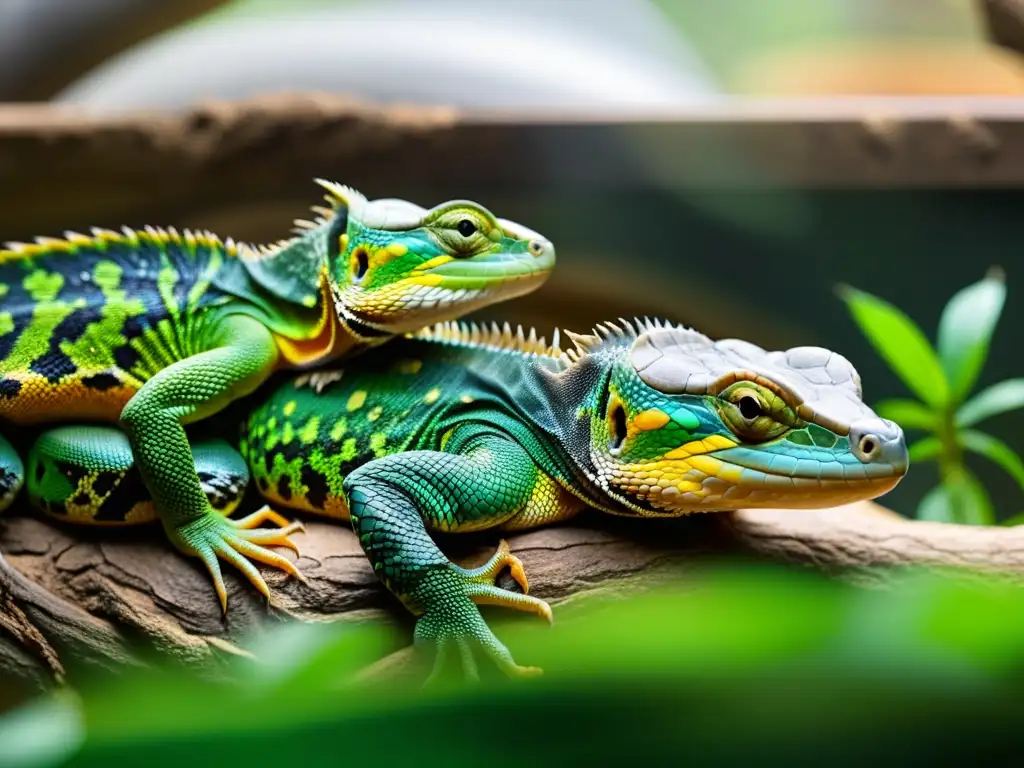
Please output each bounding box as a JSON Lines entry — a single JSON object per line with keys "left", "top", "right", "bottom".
{"left": 342, "top": 426, "right": 561, "bottom": 680}
{"left": 119, "top": 313, "right": 304, "bottom": 610}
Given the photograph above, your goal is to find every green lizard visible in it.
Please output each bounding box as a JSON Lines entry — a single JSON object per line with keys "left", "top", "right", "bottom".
{"left": 26, "top": 317, "right": 908, "bottom": 676}
{"left": 0, "top": 180, "right": 555, "bottom": 609}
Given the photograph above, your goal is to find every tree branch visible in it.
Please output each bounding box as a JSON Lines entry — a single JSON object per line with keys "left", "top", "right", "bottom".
{"left": 5, "top": 500, "right": 1024, "bottom": 690}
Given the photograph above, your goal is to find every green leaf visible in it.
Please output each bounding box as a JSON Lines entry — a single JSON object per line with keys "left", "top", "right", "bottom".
{"left": 916, "top": 484, "right": 955, "bottom": 523}
{"left": 956, "top": 379, "right": 1024, "bottom": 428}
{"left": 916, "top": 467, "right": 995, "bottom": 525}
{"left": 874, "top": 399, "right": 936, "bottom": 431}
{"left": 961, "top": 429, "right": 1024, "bottom": 495}
{"left": 0, "top": 693, "right": 83, "bottom": 768}
{"left": 948, "top": 465, "right": 996, "bottom": 526}
{"left": 908, "top": 436, "right": 942, "bottom": 462}
{"left": 837, "top": 285, "right": 948, "bottom": 408}
{"left": 1001, "top": 512, "right": 1024, "bottom": 526}
{"left": 936, "top": 269, "right": 1006, "bottom": 403}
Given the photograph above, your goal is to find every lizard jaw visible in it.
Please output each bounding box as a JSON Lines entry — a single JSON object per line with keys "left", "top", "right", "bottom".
{"left": 331, "top": 245, "right": 555, "bottom": 337}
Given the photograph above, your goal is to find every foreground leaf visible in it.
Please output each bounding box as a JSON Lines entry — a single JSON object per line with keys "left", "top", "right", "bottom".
{"left": 960, "top": 430, "right": 1024, "bottom": 495}
{"left": 17, "top": 569, "right": 1024, "bottom": 766}
{"left": 956, "top": 379, "right": 1024, "bottom": 428}
{"left": 0, "top": 692, "right": 83, "bottom": 768}
{"left": 837, "top": 285, "right": 948, "bottom": 408}
{"left": 936, "top": 269, "right": 1006, "bottom": 403}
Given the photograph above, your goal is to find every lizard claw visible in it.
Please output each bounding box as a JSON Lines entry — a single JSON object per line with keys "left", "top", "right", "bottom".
{"left": 461, "top": 539, "right": 530, "bottom": 594}
{"left": 170, "top": 509, "right": 307, "bottom": 612}
{"left": 456, "top": 540, "right": 551, "bottom": 623}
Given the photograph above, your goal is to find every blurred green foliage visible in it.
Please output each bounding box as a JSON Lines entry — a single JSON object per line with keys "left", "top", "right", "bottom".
{"left": 4, "top": 564, "right": 1024, "bottom": 766}
{"left": 839, "top": 270, "right": 1024, "bottom": 524}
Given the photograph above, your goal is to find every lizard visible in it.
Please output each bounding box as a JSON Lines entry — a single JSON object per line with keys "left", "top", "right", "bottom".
{"left": 25, "top": 317, "right": 908, "bottom": 676}
{"left": 0, "top": 180, "right": 556, "bottom": 609}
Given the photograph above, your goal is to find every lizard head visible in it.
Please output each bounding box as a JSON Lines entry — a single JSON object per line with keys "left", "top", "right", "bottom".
{"left": 573, "top": 320, "right": 908, "bottom": 516}
{"left": 310, "top": 181, "right": 554, "bottom": 339}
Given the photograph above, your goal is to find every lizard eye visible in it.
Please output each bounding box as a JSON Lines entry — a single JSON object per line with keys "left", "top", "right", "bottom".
{"left": 717, "top": 383, "right": 794, "bottom": 443}
{"left": 457, "top": 219, "right": 477, "bottom": 237}
{"left": 738, "top": 395, "right": 762, "bottom": 420}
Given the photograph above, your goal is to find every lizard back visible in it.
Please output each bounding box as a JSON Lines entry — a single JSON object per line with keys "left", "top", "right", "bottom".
{"left": 0, "top": 228, "right": 244, "bottom": 423}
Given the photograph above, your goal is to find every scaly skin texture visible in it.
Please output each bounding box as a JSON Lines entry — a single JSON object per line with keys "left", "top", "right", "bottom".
{"left": 0, "top": 180, "right": 555, "bottom": 609}
{"left": 27, "top": 318, "right": 909, "bottom": 676}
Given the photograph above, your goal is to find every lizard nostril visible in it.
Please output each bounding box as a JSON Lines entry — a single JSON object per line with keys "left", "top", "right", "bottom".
{"left": 528, "top": 240, "right": 546, "bottom": 257}
{"left": 859, "top": 435, "right": 877, "bottom": 458}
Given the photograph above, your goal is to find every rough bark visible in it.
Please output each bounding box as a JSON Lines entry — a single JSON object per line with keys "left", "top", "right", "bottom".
{"left": 5, "top": 500, "right": 1024, "bottom": 691}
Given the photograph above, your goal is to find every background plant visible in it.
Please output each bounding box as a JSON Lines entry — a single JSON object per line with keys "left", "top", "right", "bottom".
{"left": 839, "top": 269, "right": 1024, "bottom": 525}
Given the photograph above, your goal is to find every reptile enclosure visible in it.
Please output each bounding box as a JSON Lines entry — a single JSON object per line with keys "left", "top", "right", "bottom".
{"left": 3, "top": 94, "right": 1024, "bottom": 696}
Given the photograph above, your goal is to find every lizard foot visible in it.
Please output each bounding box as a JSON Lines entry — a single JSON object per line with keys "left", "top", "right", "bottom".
{"left": 412, "top": 545, "right": 552, "bottom": 683}
{"left": 415, "top": 594, "right": 544, "bottom": 684}
{"left": 457, "top": 539, "right": 551, "bottom": 623}
{"left": 169, "top": 510, "right": 308, "bottom": 612}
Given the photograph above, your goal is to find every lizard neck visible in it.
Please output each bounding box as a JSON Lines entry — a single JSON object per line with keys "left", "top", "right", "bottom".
{"left": 432, "top": 343, "right": 621, "bottom": 514}
{"left": 230, "top": 231, "right": 368, "bottom": 369}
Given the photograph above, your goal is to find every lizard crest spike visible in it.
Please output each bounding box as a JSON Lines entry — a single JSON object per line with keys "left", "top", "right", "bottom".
{"left": 313, "top": 178, "right": 368, "bottom": 216}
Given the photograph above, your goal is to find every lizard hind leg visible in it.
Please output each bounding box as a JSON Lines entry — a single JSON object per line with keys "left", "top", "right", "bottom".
{"left": 0, "top": 432, "right": 24, "bottom": 514}
{"left": 26, "top": 426, "right": 252, "bottom": 525}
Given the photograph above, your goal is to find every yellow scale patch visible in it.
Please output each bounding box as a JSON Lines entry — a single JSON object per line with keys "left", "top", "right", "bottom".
{"left": 347, "top": 390, "right": 367, "bottom": 411}
{"left": 369, "top": 432, "right": 388, "bottom": 458}
{"left": 0, "top": 254, "right": 162, "bottom": 423}
{"left": 614, "top": 435, "right": 739, "bottom": 500}
{"left": 330, "top": 418, "right": 348, "bottom": 441}
{"left": 392, "top": 358, "right": 423, "bottom": 375}
{"left": 299, "top": 416, "right": 320, "bottom": 443}
{"left": 500, "top": 473, "right": 586, "bottom": 532}
{"left": 628, "top": 408, "right": 670, "bottom": 437}
{"left": 0, "top": 372, "right": 138, "bottom": 424}
{"left": 45, "top": 470, "right": 157, "bottom": 526}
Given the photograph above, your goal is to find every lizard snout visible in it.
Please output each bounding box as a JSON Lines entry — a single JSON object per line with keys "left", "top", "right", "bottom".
{"left": 849, "top": 418, "right": 908, "bottom": 474}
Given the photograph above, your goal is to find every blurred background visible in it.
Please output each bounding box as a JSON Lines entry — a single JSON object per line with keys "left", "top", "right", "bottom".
{"left": 6, "top": 1, "right": 1024, "bottom": 760}
{"left": 0, "top": 0, "right": 1022, "bottom": 518}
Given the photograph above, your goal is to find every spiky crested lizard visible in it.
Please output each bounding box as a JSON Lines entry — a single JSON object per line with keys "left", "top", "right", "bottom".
{"left": 26, "top": 317, "right": 908, "bottom": 676}
{"left": 0, "top": 180, "right": 555, "bottom": 609}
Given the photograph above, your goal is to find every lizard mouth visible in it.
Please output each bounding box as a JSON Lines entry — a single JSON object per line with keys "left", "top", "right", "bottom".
{"left": 332, "top": 235, "right": 555, "bottom": 336}
{"left": 409, "top": 228, "right": 556, "bottom": 289}
{"left": 604, "top": 443, "right": 908, "bottom": 517}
